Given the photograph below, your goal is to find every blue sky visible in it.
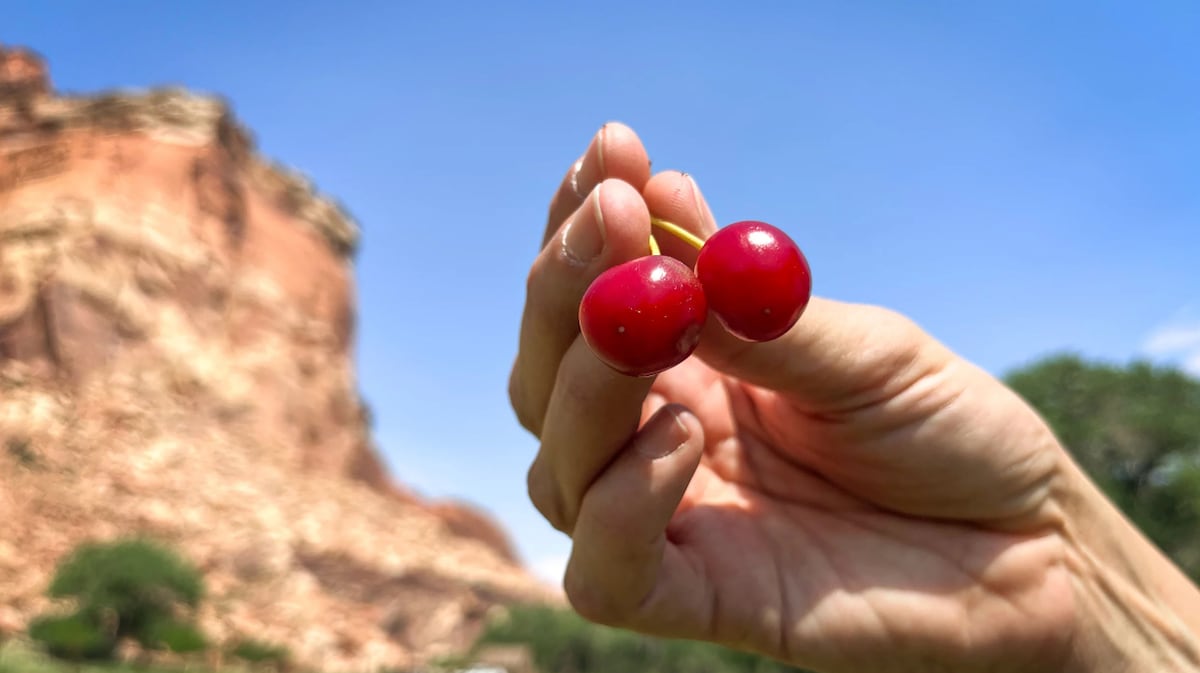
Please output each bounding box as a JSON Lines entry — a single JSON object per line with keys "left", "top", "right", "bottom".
{"left": 8, "top": 1, "right": 1199, "bottom": 582}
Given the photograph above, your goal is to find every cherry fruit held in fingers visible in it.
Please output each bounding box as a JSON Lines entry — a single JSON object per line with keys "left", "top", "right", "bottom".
{"left": 577, "top": 216, "right": 810, "bottom": 377}
{"left": 695, "top": 220, "right": 812, "bottom": 342}
{"left": 578, "top": 256, "right": 707, "bottom": 377}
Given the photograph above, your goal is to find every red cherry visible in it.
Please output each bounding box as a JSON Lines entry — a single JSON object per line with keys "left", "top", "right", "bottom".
{"left": 579, "top": 256, "right": 707, "bottom": 377}
{"left": 695, "top": 220, "right": 812, "bottom": 342}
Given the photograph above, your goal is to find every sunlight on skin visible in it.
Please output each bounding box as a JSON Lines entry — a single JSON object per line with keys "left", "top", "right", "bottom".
{"left": 632, "top": 358, "right": 1077, "bottom": 673}
{"left": 513, "top": 123, "right": 1200, "bottom": 673}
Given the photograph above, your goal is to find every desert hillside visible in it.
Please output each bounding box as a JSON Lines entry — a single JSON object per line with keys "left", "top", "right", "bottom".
{"left": 0, "top": 44, "right": 555, "bottom": 673}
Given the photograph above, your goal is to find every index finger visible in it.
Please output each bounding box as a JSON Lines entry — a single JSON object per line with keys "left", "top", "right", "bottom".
{"left": 509, "top": 124, "right": 653, "bottom": 435}
{"left": 543, "top": 122, "right": 653, "bottom": 247}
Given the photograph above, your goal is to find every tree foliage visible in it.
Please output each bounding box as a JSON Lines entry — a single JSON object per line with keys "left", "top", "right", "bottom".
{"left": 31, "top": 538, "right": 208, "bottom": 661}
{"left": 1006, "top": 353, "right": 1200, "bottom": 577}
{"left": 26, "top": 614, "right": 116, "bottom": 662}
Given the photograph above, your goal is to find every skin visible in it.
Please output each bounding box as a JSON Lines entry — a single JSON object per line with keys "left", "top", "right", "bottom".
{"left": 508, "top": 123, "right": 1200, "bottom": 673}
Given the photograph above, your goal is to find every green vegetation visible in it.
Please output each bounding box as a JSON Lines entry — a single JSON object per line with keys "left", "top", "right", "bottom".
{"left": 27, "top": 614, "right": 115, "bottom": 661}
{"left": 17, "top": 538, "right": 329, "bottom": 673}
{"left": 29, "top": 538, "right": 207, "bottom": 662}
{"left": 228, "top": 638, "right": 291, "bottom": 670}
{"left": 475, "top": 603, "right": 809, "bottom": 673}
{"left": 8, "top": 355, "right": 1196, "bottom": 673}
{"left": 460, "top": 355, "right": 1200, "bottom": 673}
{"left": 0, "top": 640, "right": 197, "bottom": 673}
{"left": 1006, "top": 353, "right": 1200, "bottom": 579}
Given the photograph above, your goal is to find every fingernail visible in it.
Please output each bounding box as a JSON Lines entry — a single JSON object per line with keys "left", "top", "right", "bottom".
{"left": 569, "top": 156, "right": 586, "bottom": 198}
{"left": 638, "top": 405, "right": 695, "bottom": 460}
{"left": 570, "top": 124, "right": 608, "bottom": 200}
{"left": 687, "top": 174, "right": 716, "bottom": 225}
{"left": 596, "top": 123, "right": 608, "bottom": 176}
{"left": 562, "top": 182, "right": 606, "bottom": 265}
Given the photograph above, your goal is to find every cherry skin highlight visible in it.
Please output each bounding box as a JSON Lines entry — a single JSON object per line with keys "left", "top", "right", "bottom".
{"left": 695, "top": 220, "right": 812, "bottom": 342}
{"left": 579, "top": 256, "right": 708, "bottom": 377}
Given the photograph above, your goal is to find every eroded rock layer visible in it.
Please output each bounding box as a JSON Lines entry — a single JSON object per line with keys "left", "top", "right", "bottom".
{"left": 0, "top": 44, "right": 552, "bottom": 672}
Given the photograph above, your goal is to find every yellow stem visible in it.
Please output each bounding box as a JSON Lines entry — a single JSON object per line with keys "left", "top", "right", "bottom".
{"left": 648, "top": 234, "right": 661, "bottom": 255}
{"left": 650, "top": 217, "right": 705, "bottom": 251}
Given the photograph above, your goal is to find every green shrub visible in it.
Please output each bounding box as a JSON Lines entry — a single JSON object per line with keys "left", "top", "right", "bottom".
{"left": 31, "top": 537, "right": 208, "bottom": 662}
{"left": 230, "top": 638, "right": 291, "bottom": 667}
{"left": 0, "top": 643, "right": 51, "bottom": 673}
{"left": 476, "top": 604, "right": 810, "bottom": 673}
{"left": 48, "top": 538, "right": 204, "bottom": 637}
{"left": 26, "top": 614, "right": 116, "bottom": 661}
{"left": 143, "top": 619, "right": 207, "bottom": 654}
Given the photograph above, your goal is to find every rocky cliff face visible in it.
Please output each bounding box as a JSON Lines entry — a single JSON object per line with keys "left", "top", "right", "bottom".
{"left": 0, "top": 45, "right": 553, "bottom": 672}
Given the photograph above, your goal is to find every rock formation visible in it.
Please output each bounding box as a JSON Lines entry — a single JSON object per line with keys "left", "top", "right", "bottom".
{"left": 0, "top": 44, "right": 553, "bottom": 672}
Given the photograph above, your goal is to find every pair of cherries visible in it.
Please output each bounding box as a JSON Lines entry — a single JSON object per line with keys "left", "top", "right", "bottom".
{"left": 579, "top": 219, "right": 812, "bottom": 377}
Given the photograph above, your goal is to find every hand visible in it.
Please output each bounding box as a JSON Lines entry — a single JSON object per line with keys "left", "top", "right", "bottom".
{"left": 509, "top": 124, "right": 1200, "bottom": 673}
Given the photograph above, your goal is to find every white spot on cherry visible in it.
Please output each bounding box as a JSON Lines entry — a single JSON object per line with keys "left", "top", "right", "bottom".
{"left": 747, "top": 229, "right": 774, "bottom": 247}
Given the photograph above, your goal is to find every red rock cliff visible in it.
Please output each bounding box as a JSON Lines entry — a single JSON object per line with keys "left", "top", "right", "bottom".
{"left": 0, "top": 45, "right": 552, "bottom": 672}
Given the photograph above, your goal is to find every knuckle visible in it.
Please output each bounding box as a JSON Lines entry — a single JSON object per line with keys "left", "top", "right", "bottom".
{"left": 524, "top": 257, "right": 544, "bottom": 297}
{"left": 861, "top": 305, "right": 932, "bottom": 367}
{"left": 563, "top": 564, "right": 626, "bottom": 627}
{"left": 524, "top": 252, "right": 571, "bottom": 313}
{"left": 525, "top": 241, "right": 564, "bottom": 297}
{"left": 507, "top": 366, "right": 523, "bottom": 411}
{"left": 507, "top": 367, "right": 540, "bottom": 436}
{"left": 864, "top": 304, "right": 923, "bottom": 339}
{"left": 526, "top": 458, "right": 569, "bottom": 533}
{"left": 575, "top": 494, "right": 624, "bottom": 542}
{"left": 548, "top": 182, "right": 583, "bottom": 223}
{"left": 527, "top": 220, "right": 593, "bottom": 301}
{"left": 554, "top": 358, "right": 598, "bottom": 409}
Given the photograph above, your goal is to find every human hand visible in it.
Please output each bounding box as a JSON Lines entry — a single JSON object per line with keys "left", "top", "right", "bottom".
{"left": 509, "top": 123, "right": 1200, "bottom": 673}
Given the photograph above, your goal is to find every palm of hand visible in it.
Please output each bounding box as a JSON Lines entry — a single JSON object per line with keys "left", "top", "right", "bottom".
{"left": 641, "top": 350, "right": 1076, "bottom": 673}
{"left": 509, "top": 124, "right": 1092, "bottom": 672}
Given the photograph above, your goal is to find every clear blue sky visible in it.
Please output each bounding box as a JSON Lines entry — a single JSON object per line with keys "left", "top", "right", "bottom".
{"left": 9, "top": 1, "right": 1199, "bottom": 581}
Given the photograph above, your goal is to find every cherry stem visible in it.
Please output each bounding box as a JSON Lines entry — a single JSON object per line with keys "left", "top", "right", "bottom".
{"left": 648, "top": 234, "right": 661, "bottom": 255}
{"left": 650, "top": 217, "right": 705, "bottom": 251}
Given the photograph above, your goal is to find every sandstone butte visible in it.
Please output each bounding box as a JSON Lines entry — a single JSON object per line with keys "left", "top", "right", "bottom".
{"left": 0, "top": 44, "right": 558, "bottom": 672}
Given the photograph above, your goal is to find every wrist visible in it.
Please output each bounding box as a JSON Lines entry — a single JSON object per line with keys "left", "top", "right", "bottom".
{"left": 1055, "top": 457, "right": 1200, "bottom": 672}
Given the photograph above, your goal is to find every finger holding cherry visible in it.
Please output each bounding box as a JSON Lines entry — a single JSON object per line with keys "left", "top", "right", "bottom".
{"left": 579, "top": 203, "right": 813, "bottom": 377}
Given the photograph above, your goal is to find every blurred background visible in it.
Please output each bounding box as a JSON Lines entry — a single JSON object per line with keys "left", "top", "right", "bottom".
{"left": 17, "top": 0, "right": 1196, "bottom": 585}
{"left": 2, "top": 2, "right": 1198, "bottom": 672}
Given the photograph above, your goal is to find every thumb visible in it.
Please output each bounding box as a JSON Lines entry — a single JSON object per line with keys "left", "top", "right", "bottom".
{"left": 697, "top": 297, "right": 954, "bottom": 413}
{"left": 642, "top": 171, "right": 952, "bottom": 413}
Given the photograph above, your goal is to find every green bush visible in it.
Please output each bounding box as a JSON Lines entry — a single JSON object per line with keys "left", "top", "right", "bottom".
{"left": 230, "top": 638, "right": 291, "bottom": 667}
{"left": 26, "top": 614, "right": 116, "bottom": 661}
{"left": 30, "top": 537, "right": 208, "bottom": 662}
{"left": 143, "top": 619, "right": 207, "bottom": 654}
{"left": 476, "top": 604, "right": 810, "bottom": 673}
